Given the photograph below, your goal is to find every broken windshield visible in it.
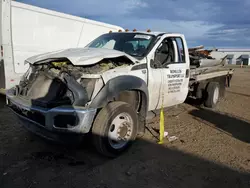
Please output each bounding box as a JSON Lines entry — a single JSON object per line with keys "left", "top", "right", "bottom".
{"left": 86, "top": 33, "right": 156, "bottom": 57}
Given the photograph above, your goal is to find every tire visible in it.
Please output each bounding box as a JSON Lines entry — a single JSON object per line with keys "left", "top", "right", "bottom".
{"left": 91, "top": 101, "right": 138, "bottom": 158}
{"left": 204, "top": 82, "right": 220, "bottom": 108}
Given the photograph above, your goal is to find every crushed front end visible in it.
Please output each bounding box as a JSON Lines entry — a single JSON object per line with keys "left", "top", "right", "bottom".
{"left": 5, "top": 59, "right": 110, "bottom": 140}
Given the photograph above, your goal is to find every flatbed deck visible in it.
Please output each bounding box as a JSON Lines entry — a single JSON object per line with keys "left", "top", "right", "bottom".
{"left": 190, "top": 66, "right": 234, "bottom": 83}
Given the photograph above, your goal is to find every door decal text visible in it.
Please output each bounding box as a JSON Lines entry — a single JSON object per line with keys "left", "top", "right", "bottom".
{"left": 167, "top": 69, "right": 185, "bottom": 93}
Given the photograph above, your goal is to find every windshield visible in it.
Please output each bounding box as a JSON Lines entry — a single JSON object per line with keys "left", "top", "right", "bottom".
{"left": 86, "top": 33, "right": 155, "bottom": 57}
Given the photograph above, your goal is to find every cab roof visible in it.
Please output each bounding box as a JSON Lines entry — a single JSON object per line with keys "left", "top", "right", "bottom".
{"left": 109, "top": 31, "right": 184, "bottom": 38}
{"left": 111, "top": 31, "right": 166, "bottom": 36}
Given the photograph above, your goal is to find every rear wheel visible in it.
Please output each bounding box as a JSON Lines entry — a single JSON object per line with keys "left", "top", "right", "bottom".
{"left": 92, "top": 101, "right": 138, "bottom": 158}
{"left": 204, "top": 82, "right": 220, "bottom": 108}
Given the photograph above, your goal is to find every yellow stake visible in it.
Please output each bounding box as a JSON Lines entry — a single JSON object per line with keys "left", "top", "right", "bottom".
{"left": 158, "top": 71, "right": 165, "bottom": 144}
{"left": 158, "top": 105, "right": 165, "bottom": 144}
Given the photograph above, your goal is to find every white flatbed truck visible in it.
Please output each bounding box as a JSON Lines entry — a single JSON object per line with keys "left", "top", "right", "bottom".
{"left": 0, "top": 0, "right": 123, "bottom": 93}
{"left": 6, "top": 30, "right": 234, "bottom": 157}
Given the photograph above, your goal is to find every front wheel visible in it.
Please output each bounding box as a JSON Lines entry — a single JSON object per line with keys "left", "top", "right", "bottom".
{"left": 91, "top": 101, "right": 138, "bottom": 158}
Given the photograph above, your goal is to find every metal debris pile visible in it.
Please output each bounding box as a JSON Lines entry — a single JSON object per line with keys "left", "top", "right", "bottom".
{"left": 188, "top": 45, "right": 226, "bottom": 68}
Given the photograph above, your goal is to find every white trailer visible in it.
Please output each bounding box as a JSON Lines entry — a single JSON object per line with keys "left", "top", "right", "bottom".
{"left": 0, "top": 0, "right": 123, "bottom": 92}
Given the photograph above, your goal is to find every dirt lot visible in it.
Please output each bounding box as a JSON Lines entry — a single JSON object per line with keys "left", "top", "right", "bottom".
{"left": 0, "top": 68, "right": 250, "bottom": 188}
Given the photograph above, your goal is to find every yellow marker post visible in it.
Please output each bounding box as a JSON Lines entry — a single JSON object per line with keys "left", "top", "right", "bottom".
{"left": 158, "top": 73, "right": 165, "bottom": 144}
{"left": 158, "top": 105, "right": 165, "bottom": 144}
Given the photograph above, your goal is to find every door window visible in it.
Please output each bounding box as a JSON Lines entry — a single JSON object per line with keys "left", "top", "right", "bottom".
{"left": 152, "top": 37, "right": 186, "bottom": 68}
{"left": 153, "top": 38, "right": 174, "bottom": 68}
{"left": 174, "top": 37, "right": 186, "bottom": 63}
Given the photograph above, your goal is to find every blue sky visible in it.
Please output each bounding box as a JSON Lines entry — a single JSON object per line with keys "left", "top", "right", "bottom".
{"left": 17, "top": 0, "right": 250, "bottom": 48}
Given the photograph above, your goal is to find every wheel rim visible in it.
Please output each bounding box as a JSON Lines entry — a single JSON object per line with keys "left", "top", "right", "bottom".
{"left": 213, "top": 86, "right": 219, "bottom": 104}
{"left": 108, "top": 112, "right": 133, "bottom": 149}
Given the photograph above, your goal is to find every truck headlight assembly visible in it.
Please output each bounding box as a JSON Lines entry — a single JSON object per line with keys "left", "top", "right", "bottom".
{"left": 80, "top": 78, "right": 97, "bottom": 101}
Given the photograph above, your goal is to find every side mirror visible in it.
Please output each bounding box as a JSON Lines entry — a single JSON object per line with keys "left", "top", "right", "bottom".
{"left": 150, "top": 59, "right": 167, "bottom": 69}
{"left": 150, "top": 59, "right": 155, "bottom": 68}
{"left": 159, "top": 61, "right": 170, "bottom": 69}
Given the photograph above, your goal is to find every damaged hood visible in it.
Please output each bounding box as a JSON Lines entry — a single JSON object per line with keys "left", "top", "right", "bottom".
{"left": 25, "top": 47, "right": 138, "bottom": 65}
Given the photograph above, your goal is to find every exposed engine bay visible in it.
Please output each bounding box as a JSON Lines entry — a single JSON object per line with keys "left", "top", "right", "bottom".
{"left": 16, "top": 57, "right": 132, "bottom": 108}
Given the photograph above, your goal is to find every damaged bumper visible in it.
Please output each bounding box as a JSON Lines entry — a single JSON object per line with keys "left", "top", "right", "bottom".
{"left": 6, "top": 88, "right": 97, "bottom": 140}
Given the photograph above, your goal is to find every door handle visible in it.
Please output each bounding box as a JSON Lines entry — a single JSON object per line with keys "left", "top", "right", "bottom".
{"left": 185, "top": 69, "right": 190, "bottom": 78}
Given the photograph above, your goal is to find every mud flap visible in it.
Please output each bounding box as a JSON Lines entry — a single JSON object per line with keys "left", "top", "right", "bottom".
{"left": 0, "top": 60, "right": 5, "bottom": 90}
{"left": 226, "top": 73, "right": 233, "bottom": 87}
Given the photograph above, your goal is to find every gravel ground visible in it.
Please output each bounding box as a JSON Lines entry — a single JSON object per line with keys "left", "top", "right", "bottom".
{"left": 0, "top": 68, "right": 250, "bottom": 188}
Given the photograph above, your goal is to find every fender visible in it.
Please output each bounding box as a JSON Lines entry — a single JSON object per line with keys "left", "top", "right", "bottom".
{"left": 90, "top": 75, "right": 148, "bottom": 109}
{"left": 90, "top": 75, "right": 149, "bottom": 134}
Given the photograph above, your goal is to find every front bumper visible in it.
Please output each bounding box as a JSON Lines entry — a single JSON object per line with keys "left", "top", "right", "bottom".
{"left": 6, "top": 88, "right": 97, "bottom": 137}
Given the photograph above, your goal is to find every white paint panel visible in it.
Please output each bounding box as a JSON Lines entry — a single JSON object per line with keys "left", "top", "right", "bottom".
{"left": 101, "top": 64, "right": 148, "bottom": 85}
{"left": 161, "top": 63, "right": 189, "bottom": 108}
{"left": 11, "top": 6, "right": 83, "bottom": 73}
{"left": 78, "top": 22, "right": 117, "bottom": 47}
{"left": 147, "top": 68, "right": 162, "bottom": 111}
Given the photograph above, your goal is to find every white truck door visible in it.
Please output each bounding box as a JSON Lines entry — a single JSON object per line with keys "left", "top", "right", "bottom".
{"left": 153, "top": 35, "right": 189, "bottom": 108}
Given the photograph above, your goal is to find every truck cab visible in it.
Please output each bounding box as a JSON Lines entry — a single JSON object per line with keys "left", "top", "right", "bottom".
{"left": 84, "top": 31, "right": 190, "bottom": 111}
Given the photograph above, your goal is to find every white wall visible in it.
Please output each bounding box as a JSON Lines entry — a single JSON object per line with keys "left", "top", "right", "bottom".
{"left": 11, "top": 1, "right": 123, "bottom": 74}
{"left": 210, "top": 51, "right": 250, "bottom": 65}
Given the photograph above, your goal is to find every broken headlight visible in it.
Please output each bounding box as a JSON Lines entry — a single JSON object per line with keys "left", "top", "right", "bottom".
{"left": 20, "top": 64, "right": 42, "bottom": 82}
{"left": 80, "top": 78, "right": 96, "bottom": 101}
{"left": 20, "top": 65, "right": 33, "bottom": 82}
{"left": 63, "top": 74, "right": 98, "bottom": 106}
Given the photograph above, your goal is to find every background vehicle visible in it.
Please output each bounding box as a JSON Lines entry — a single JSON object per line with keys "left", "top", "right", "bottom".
{"left": 0, "top": 0, "right": 123, "bottom": 93}
{"left": 6, "top": 31, "right": 234, "bottom": 157}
